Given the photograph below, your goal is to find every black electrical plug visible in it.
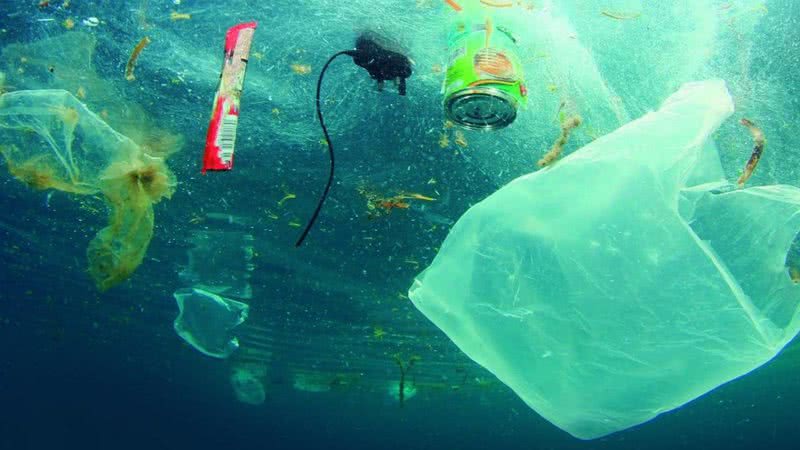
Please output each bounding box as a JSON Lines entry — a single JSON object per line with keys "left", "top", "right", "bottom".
{"left": 351, "top": 33, "right": 413, "bottom": 95}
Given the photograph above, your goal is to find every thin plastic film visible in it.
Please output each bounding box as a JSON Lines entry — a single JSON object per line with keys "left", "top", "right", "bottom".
{"left": 409, "top": 80, "right": 800, "bottom": 439}
{"left": 231, "top": 366, "right": 266, "bottom": 405}
{"left": 0, "top": 89, "right": 176, "bottom": 290}
{"left": 173, "top": 287, "right": 249, "bottom": 359}
{"left": 179, "top": 229, "right": 255, "bottom": 299}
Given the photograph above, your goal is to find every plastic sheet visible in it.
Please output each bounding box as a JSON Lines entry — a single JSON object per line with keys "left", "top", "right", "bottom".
{"left": 180, "top": 229, "right": 255, "bottom": 299}
{"left": 173, "top": 287, "right": 249, "bottom": 359}
{"left": 409, "top": 80, "right": 800, "bottom": 439}
{"left": 0, "top": 89, "right": 176, "bottom": 290}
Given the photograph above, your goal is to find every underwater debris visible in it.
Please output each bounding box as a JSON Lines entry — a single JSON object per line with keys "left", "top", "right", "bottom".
{"left": 231, "top": 366, "right": 266, "bottom": 405}
{"left": 277, "top": 192, "right": 296, "bottom": 207}
{"left": 290, "top": 63, "right": 312, "bottom": 75}
{"left": 438, "top": 132, "right": 449, "bottom": 148}
{"left": 480, "top": 0, "right": 514, "bottom": 8}
{"left": 170, "top": 11, "right": 191, "bottom": 21}
{"left": 601, "top": 11, "right": 642, "bottom": 20}
{"left": 0, "top": 89, "right": 178, "bottom": 291}
{"left": 399, "top": 193, "right": 436, "bottom": 202}
{"left": 445, "top": 0, "right": 463, "bottom": 11}
{"left": 537, "top": 115, "right": 582, "bottom": 167}
{"left": 358, "top": 187, "right": 436, "bottom": 218}
{"left": 125, "top": 36, "right": 151, "bottom": 81}
{"left": 736, "top": 118, "right": 766, "bottom": 187}
{"left": 201, "top": 22, "right": 257, "bottom": 172}
{"left": 791, "top": 267, "right": 800, "bottom": 284}
{"left": 454, "top": 130, "right": 468, "bottom": 148}
{"left": 173, "top": 287, "right": 249, "bottom": 358}
{"left": 393, "top": 354, "right": 421, "bottom": 407}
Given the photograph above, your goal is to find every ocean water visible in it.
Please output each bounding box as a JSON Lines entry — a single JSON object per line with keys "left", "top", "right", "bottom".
{"left": 1, "top": 1, "right": 799, "bottom": 449}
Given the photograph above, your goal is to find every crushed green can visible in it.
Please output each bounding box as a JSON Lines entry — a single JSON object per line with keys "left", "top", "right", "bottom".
{"left": 443, "top": 15, "right": 527, "bottom": 130}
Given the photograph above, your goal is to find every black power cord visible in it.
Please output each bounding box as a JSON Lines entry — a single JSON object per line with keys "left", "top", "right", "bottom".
{"left": 295, "top": 34, "right": 412, "bottom": 247}
{"left": 294, "top": 50, "right": 355, "bottom": 247}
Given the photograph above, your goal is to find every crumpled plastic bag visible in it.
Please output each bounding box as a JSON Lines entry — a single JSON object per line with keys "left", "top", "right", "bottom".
{"left": 409, "top": 80, "right": 800, "bottom": 439}
{"left": 0, "top": 89, "right": 176, "bottom": 290}
{"left": 230, "top": 366, "right": 266, "bottom": 405}
{"left": 173, "top": 287, "right": 249, "bottom": 359}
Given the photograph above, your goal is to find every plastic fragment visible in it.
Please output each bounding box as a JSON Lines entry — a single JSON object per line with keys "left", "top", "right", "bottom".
{"left": 125, "top": 36, "right": 151, "bottom": 81}
{"left": 202, "top": 22, "right": 257, "bottom": 173}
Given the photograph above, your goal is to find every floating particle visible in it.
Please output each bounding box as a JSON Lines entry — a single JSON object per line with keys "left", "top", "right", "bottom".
{"left": 290, "top": 64, "right": 312, "bottom": 75}
{"left": 125, "top": 36, "right": 151, "bottom": 81}
{"left": 438, "top": 133, "right": 449, "bottom": 148}
{"left": 736, "top": 118, "right": 766, "bottom": 187}
{"left": 170, "top": 11, "right": 191, "bottom": 21}
{"left": 601, "top": 11, "right": 641, "bottom": 20}
{"left": 454, "top": 130, "right": 468, "bottom": 148}
{"left": 538, "top": 116, "right": 582, "bottom": 167}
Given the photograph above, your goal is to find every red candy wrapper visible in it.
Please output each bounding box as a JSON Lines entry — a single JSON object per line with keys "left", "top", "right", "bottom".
{"left": 202, "top": 21, "right": 257, "bottom": 173}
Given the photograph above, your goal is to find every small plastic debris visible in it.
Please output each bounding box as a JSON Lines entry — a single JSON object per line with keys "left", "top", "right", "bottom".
{"left": 445, "top": 0, "right": 463, "bottom": 11}
{"left": 438, "top": 133, "right": 449, "bottom": 148}
{"left": 397, "top": 192, "right": 437, "bottom": 202}
{"left": 290, "top": 63, "right": 311, "bottom": 75}
{"left": 173, "top": 287, "right": 249, "bottom": 359}
{"left": 277, "top": 192, "right": 296, "bottom": 206}
{"left": 601, "top": 11, "right": 641, "bottom": 20}
{"left": 358, "top": 187, "right": 436, "bottom": 218}
{"left": 125, "top": 36, "right": 151, "bottom": 81}
{"left": 202, "top": 22, "right": 258, "bottom": 172}
{"left": 736, "top": 118, "right": 766, "bottom": 187}
{"left": 537, "top": 115, "right": 582, "bottom": 167}
{"left": 82, "top": 17, "right": 100, "bottom": 27}
{"left": 392, "top": 354, "right": 420, "bottom": 406}
{"left": 480, "top": 0, "right": 514, "bottom": 8}
{"left": 170, "top": 11, "right": 191, "bottom": 21}
{"left": 454, "top": 130, "right": 468, "bottom": 148}
{"left": 230, "top": 366, "right": 266, "bottom": 405}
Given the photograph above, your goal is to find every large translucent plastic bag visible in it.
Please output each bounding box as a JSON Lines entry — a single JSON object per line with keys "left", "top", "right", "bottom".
{"left": 409, "top": 80, "right": 800, "bottom": 439}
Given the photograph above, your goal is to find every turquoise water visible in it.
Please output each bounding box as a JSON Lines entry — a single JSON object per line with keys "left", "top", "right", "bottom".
{"left": 1, "top": 1, "right": 799, "bottom": 449}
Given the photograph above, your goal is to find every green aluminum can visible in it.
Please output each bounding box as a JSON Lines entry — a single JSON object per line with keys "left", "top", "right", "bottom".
{"left": 443, "top": 16, "right": 527, "bottom": 130}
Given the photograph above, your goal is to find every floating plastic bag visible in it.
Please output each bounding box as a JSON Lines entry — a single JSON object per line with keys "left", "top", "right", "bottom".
{"left": 409, "top": 80, "right": 800, "bottom": 439}
{"left": 230, "top": 366, "right": 266, "bottom": 405}
{"left": 173, "top": 287, "right": 249, "bottom": 359}
{"left": 0, "top": 89, "right": 176, "bottom": 290}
